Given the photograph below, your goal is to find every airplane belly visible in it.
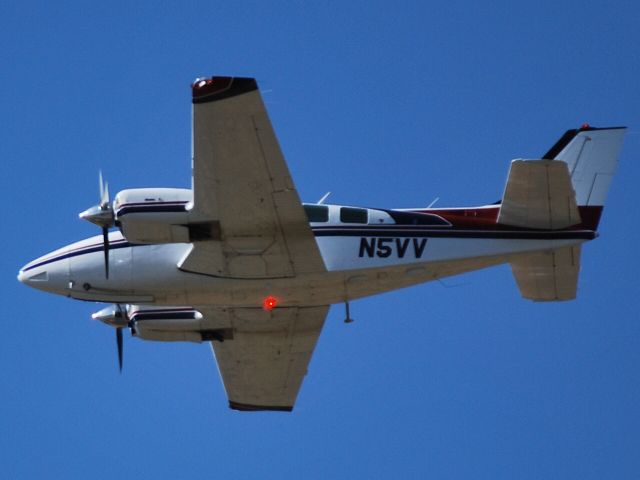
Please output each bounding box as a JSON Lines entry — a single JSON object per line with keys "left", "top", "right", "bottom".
{"left": 121, "top": 235, "right": 589, "bottom": 308}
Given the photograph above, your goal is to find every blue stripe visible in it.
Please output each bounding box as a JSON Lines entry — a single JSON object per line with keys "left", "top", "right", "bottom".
{"left": 311, "top": 227, "right": 596, "bottom": 240}
{"left": 131, "top": 311, "right": 198, "bottom": 321}
{"left": 116, "top": 204, "right": 188, "bottom": 217}
{"left": 22, "top": 240, "right": 133, "bottom": 272}
{"left": 23, "top": 226, "right": 594, "bottom": 274}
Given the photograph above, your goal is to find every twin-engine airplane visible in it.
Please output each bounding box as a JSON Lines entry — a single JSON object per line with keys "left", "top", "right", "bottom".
{"left": 18, "top": 76, "right": 625, "bottom": 412}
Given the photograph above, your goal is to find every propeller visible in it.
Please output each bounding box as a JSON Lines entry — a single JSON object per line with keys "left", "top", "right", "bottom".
{"left": 116, "top": 326, "right": 124, "bottom": 372}
{"left": 114, "top": 304, "right": 129, "bottom": 372}
{"left": 92, "top": 304, "right": 130, "bottom": 372}
{"left": 79, "top": 172, "right": 115, "bottom": 278}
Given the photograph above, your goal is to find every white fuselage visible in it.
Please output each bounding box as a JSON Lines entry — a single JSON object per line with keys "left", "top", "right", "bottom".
{"left": 18, "top": 205, "right": 590, "bottom": 309}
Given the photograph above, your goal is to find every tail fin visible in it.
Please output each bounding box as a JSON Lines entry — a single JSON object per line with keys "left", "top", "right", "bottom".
{"left": 497, "top": 125, "right": 626, "bottom": 231}
{"left": 504, "top": 125, "right": 626, "bottom": 301}
{"left": 543, "top": 125, "right": 626, "bottom": 207}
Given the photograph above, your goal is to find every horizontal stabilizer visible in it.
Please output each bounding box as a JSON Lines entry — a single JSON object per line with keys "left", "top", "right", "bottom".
{"left": 497, "top": 159, "right": 581, "bottom": 229}
{"left": 510, "top": 246, "right": 581, "bottom": 301}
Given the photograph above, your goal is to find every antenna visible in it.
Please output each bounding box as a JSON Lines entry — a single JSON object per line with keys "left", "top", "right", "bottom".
{"left": 426, "top": 197, "right": 440, "bottom": 208}
{"left": 317, "top": 192, "right": 331, "bottom": 204}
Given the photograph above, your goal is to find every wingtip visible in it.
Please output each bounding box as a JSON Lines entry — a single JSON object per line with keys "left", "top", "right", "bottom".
{"left": 192, "top": 76, "right": 258, "bottom": 104}
{"left": 228, "top": 401, "right": 293, "bottom": 412}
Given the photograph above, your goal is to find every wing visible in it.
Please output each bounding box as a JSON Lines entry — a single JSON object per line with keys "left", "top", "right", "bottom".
{"left": 201, "top": 305, "right": 329, "bottom": 411}
{"left": 181, "top": 76, "right": 325, "bottom": 278}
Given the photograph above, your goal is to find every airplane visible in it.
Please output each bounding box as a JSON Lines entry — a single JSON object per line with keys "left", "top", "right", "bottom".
{"left": 18, "top": 76, "right": 626, "bottom": 412}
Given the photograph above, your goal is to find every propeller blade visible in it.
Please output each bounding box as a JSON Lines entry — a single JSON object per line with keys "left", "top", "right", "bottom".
{"left": 102, "top": 182, "right": 110, "bottom": 210}
{"left": 102, "top": 226, "right": 110, "bottom": 279}
{"left": 99, "top": 171, "right": 108, "bottom": 206}
{"left": 116, "top": 327, "right": 123, "bottom": 372}
{"left": 80, "top": 171, "right": 114, "bottom": 230}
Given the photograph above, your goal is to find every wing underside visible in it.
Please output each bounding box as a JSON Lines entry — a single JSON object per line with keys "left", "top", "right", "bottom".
{"left": 201, "top": 306, "right": 329, "bottom": 411}
{"left": 181, "top": 77, "right": 325, "bottom": 278}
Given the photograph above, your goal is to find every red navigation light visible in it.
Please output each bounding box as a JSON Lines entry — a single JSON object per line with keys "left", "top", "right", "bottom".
{"left": 263, "top": 296, "right": 278, "bottom": 311}
{"left": 581, "top": 123, "right": 590, "bottom": 129}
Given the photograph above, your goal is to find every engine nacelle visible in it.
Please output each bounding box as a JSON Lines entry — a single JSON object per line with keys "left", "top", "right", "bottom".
{"left": 114, "top": 188, "right": 193, "bottom": 244}
{"left": 129, "top": 306, "right": 233, "bottom": 343}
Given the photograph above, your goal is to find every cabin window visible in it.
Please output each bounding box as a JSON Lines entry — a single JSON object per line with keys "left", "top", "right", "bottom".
{"left": 340, "top": 207, "right": 368, "bottom": 224}
{"left": 304, "top": 205, "right": 329, "bottom": 223}
{"left": 387, "top": 211, "right": 451, "bottom": 226}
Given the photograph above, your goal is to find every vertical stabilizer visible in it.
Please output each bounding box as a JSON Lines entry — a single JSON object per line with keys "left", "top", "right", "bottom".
{"left": 543, "top": 126, "right": 626, "bottom": 206}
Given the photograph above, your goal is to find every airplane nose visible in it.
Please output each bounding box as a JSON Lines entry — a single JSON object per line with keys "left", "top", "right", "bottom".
{"left": 18, "top": 255, "right": 69, "bottom": 296}
{"left": 18, "top": 267, "right": 48, "bottom": 284}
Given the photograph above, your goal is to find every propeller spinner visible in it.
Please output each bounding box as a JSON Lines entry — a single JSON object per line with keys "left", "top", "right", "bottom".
{"left": 79, "top": 172, "right": 115, "bottom": 278}
{"left": 92, "top": 304, "right": 130, "bottom": 372}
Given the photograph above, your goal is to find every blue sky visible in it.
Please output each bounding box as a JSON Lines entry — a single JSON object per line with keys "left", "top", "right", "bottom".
{"left": 2, "top": 1, "right": 640, "bottom": 478}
